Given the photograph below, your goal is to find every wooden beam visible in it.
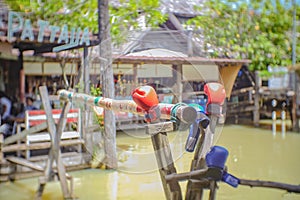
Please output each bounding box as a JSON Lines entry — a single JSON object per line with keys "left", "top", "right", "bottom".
{"left": 239, "top": 178, "right": 300, "bottom": 193}
{"left": 3, "top": 122, "right": 48, "bottom": 145}
{"left": 55, "top": 101, "right": 72, "bottom": 198}
{"left": 2, "top": 139, "right": 84, "bottom": 152}
{"left": 113, "top": 56, "right": 250, "bottom": 65}
{"left": 6, "top": 156, "right": 44, "bottom": 172}
{"left": 253, "top": 71, "right": 261, "bottom": 127}
{"left": 149, "top": 128, "right": 182, "bottom": 200}
{"left": 0, "top": 134, "right": 3, "bottom": 161}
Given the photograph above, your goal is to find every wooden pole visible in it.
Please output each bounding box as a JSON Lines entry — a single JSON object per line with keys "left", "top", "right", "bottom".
{"left": 55, "top": 101, "right": 73, "bottom": 198}
{"left": 83, "top": 47, "right": 90, "bottom": 95}
{"left": 253, "top": 71, "right": 260, "bottom": 127}
{"left": 0, "top": 134, "right": 3, "bottom": 161}
{"left": 4, "top": 122, "right": 48, "bottom": 145}
{"left": 146, "top": 123, "right": 182, "bottom": 200}
{"left": 39, "top": 86, "right": 57, "bottom": 182}
{"left": 58, "top": 89, "right": 196, "bottom": 122}
{"left": 175, "top": 64, "right": 183, "bottom": 103}
{"left": 98, "top": 0, "right": 117, "bottom": 169}
{"left": 19, "top": 50, "right": 25, "bottom": 104}
{"left": 291, "top": 0, "right": 299, "bottom": 132}
{"left": 239, "top": 178, "right": 300, "bottom": 193}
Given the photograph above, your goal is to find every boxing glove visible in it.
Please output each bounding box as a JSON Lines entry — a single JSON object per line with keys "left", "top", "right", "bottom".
{"left": 204, "top": 82, "right": 226, "bottom": 105}
{"left": 132, "top": 85, "right": 159, "bottom": 111}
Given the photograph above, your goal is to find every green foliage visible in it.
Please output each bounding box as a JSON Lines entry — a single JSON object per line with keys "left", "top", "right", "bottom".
{"left": 90, "top": 84, "right": 102, "bottom": 96}
{"left": 110, "top": 0, "right": 167, "bottom": 43}
{"left": 187, "top": 0, "right": 299, "bottom": 71}
{"left": 5, "top": 0, "right": 166, "bottom": 44}
{"left": 90, "top": 84, "right": 104, "bottom": 128}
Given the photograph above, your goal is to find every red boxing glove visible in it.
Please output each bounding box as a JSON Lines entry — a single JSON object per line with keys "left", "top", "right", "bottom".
{"left": 204, "top": 82, "right": 226, "bottom": 105}
{"left": 132, "top": 86, "right": 159, "bottom": 111}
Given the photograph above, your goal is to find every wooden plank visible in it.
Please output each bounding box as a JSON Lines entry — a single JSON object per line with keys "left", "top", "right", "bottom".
{"left": 6, "top": 156, "right": 44, "bottom": 172}
{"left": 4, "top": 122, "right": 48, "bottom": 145}
{"left": 56, "top": 102, "right": 71, "bottom": 143}
{"left": 55, "top": 101, "right": 72, "bottom": 198}
{"left": 2, "top": 139, "right": 85, "bottom": 152}
{"left": 39, "top": 86, "right": 57, "bottom": 182}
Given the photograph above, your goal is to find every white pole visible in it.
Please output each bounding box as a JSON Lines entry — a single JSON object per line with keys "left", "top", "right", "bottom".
{"left": 271, "top": 99, "right": 277, "bottom": 136}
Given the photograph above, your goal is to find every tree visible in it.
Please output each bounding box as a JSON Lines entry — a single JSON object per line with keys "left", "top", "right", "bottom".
{"left": 98, "top": 0, "right": 117, "bottom": 169}
{"left": 5, "top": 0, "right": 166, "bottom": 45}
{"left": 5, "top": 0, "right": 167, "bottom": 169}
{"left": 187, "top": 0, "right": 300, "bottom": 71}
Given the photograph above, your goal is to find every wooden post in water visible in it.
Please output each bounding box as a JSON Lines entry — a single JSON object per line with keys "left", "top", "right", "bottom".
{"left": 253, "top": 71, "right": 260, "bottom": 127}
{"left": 0, "top": 134, "right": 3, "bottom": 161}
{"left": 98, "top": 0, "right": 118, "bottom": 169}
{"left": 146, "top": 122, "right": 182, "bottom": 200}
{"left": 35, "top": 86, "right": 74, "bottom": 200}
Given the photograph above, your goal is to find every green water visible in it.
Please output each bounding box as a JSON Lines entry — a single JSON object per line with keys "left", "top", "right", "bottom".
{"left": 0, "top": 125, "right": 300, "bottom": 200}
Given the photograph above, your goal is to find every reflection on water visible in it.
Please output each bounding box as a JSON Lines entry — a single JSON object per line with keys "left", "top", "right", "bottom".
{"left": 0, "top": 125, "right": 300, "bottom": 200}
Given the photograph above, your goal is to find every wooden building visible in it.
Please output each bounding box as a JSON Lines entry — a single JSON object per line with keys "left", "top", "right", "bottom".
{"left": 226, "top": 65, "right": 300, "bottom": 132}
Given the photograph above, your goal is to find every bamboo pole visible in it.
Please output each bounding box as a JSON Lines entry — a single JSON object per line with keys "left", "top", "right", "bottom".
{"left": 58, "top": 89, "right": 196, "bottom": 124}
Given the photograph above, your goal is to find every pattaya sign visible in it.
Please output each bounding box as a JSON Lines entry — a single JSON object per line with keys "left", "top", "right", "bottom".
{"left": 0, "top": 11, "right": 91, "bottom": 52}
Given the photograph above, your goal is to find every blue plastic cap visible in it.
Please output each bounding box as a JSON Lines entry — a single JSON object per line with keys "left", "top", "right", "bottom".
{"left": 205, "top": 146, "right": 228, "bottom": 169}
{"left": 222, "top": 171, "right": 240, "bottom": 188}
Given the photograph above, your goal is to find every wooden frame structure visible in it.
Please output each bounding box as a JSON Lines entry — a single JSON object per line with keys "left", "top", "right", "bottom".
{"left": 0, "top": 86, "right": 76, "bottom": 199}
{"left": 35, "top": 86, "right": 75, "bottom": 199}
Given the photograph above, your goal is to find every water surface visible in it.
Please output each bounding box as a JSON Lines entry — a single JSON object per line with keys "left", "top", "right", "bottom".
{"left": 0, "top": 125, "right": 299, "bottom": 200}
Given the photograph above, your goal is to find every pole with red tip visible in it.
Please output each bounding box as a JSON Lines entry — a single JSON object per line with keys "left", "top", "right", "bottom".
{"left": 58, "top": 87, "right": 196, "bottom": 126}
